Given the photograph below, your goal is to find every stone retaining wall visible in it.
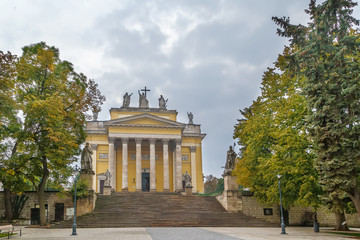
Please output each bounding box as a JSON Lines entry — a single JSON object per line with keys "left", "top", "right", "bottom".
{"left": 241, "top": 195, "right": 280, "bottom": 224}
{"left": 218, "top": 193, "right": 360, "bottom": 227}
{"left": 0, "top": 190, "right": 96, "bottom": 225}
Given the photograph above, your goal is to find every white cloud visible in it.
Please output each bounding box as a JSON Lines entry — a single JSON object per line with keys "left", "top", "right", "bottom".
{"left": 2, "top": 0, "right": 358, "bottom": 178}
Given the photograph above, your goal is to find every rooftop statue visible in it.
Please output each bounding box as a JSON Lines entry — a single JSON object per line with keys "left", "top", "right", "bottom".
{"left": 122, "top": 92, "right": 133, "bottom": 108}
{"left": 187, "top": 112, "right": 194, "bottom": 124}
{"left": 159, "top": 95, "right": 168, "bottom": 109}
{"left": 92, "top": 111, "right": 98, "bottom": 121}
{"left": 138, "top": 87, "right": 150, "bottom": 108}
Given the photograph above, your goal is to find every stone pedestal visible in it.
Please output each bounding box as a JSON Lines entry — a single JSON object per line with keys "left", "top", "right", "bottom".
{"left": 80, "top": 171, "right": 95, "bottom": 191}
{"left": 224, "top": 174, "right": 238, "bottom": 191}
{"left": 217, "top": 174, "right": 242, "bottom": 213}
{"left": 185, "top": 185, "right": 193, "bottom": 196}
{"left": 103, "top": 186, "right": 111, "bottom": 195}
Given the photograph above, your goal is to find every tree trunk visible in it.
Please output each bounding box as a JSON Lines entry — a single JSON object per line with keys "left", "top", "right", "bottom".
{"left": 334, "top": 211, "right": 348, "bottom": 231}
{"left": 4, "top": 142, "right": 18, "bottom": 220}
{"left": 347, "top": 187, "right": 360, "bottom": 219}
{"left": 38, "top": 156, "right": 49, "bottom": 226}
{"left": 333, "top": 198, "right": 349, "bottom": 231}
{"left": 37, "top": 186, "right": 46, "bottom": 226}
{"left": 4, "top": 188, "right": 13, "bottom": 220}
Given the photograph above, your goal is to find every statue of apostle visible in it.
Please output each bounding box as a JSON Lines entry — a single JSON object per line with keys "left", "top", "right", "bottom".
{"left": 159, "top": 95, "right": 168, "bottom": 109}
{"left": 184, "top": 171, "right": 192, "bottom": 187}
{"left": 224, "top": 145, "right": 237, "bottom": 174}
{"left": 187, "top": 112, "right": 194, "bottom": 124}
{"left": 122, "top": 92, "right": 133, "bottom": 108}
{"left": 138, "top": 90, "right": 149, "bottom": 108}
{"left": 104, "top": 169, "right": 111, "bottom": 186}
{"left": 81, "top": 142, "right": 93, "bottom": 171}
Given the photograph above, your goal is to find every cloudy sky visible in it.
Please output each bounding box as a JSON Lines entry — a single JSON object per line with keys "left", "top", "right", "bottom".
{"left": 2, "top": 0, "right": 360, "bottom": 178}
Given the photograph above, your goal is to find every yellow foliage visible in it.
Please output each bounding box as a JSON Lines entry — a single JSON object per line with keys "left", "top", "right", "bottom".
{"left": 6, "top": 169, "right": 15, "bottom": 175}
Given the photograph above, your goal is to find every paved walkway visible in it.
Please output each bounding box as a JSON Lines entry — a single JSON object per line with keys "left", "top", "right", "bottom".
{"left": 9, "top": 227, "right": 354, "bottom": 240}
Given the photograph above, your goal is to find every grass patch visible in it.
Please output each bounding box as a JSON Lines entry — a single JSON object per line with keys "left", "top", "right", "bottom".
{"left": 0, "top": 232, "right": 16, "bottom": 238}
{"left": 327, "top": 231, "right": 360, "bottom": 238}
{"left": 196, "top": 193, "right": 221, "bottom": 196}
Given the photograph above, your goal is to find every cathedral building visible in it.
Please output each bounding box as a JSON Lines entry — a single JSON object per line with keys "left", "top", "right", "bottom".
{"left": 85, "top": 88, "right": 206, "bottom": 193}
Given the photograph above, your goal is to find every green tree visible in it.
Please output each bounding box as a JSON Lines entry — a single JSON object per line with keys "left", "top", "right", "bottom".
{"left": 12, "top": 42, "right": 105, "bottom": 225}
{"left": 0, "top": 50, "right": 29, "bottom": 220}
{"left": 234, "top": 48, "right": 320, "bottom": 210}
{"left": 214, "top": 178, "right": 224, "bottom": 194}
{"left": 273, "top": 0, "right": 360, "bottom": 230}
{"left": 204, "top": 175, "right": 218, "bottom": 194}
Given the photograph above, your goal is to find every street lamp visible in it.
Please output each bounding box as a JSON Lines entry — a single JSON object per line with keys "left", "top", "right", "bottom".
{"left": 276, "top": 173, "right": 286, "bottom": 235}
{"left": 72, "top": 166, "right": 79, "bottom": 236}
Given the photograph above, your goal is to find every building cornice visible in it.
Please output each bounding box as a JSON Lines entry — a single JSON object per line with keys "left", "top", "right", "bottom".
{"left": 182, "top": 133, "right": 207, "bottom": 139}
{"left": 107, "top": 124, "right": 184, "bottom": 130}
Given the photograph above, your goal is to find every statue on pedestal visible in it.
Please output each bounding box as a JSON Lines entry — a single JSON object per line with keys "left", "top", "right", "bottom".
{"left": 223, "top": 145, "right": 237, "bottom": 176}
{"left": 184, "top": 171, "right": 192, "bottom": 187}
{"left": 81, "top": 142, "right": 93, "bottom": 173}
{"left": 187, "top": 112, "right": 194, "bottom": 124}
{"left": 122, "top": 92, "right": 133, "bottom": 108}
{"left": 159, "top": 95, "right": 168, "bottom": 109}
{"left": 104, "top": 169, "right": 111, "bottom": 186}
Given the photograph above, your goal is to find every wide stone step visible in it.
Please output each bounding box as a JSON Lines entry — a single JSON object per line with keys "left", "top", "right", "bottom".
{"left": 52, "top": 192, "right": 277, "bottom": 228}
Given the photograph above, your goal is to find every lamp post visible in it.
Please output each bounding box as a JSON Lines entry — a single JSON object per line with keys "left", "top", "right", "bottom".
{"left": 276, "top": 174, "right": 286, "bottom": 234}
{"left": 72, "top": 166, "right": 79, "bottom": 236}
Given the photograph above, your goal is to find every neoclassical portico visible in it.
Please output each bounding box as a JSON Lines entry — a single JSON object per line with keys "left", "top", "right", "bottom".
{"left": 106, "top": 136, "right": 184, "bottom": 192}
{"left": 86, "top": 89, "right": 206, "bottom": 193}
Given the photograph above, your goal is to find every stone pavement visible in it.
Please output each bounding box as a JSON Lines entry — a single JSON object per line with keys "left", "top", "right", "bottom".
{"left": 9, "top": 227, "right": 353, "bottom": 240}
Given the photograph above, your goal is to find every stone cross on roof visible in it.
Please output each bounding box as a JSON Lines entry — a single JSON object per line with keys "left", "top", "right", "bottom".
{"left": 141, "top": 86, "right": 150, "bottom": 98}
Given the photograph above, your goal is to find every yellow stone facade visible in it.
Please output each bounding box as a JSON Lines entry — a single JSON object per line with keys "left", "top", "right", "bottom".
{"left": 86, "top": 106, "right": 206, "bottom": 193}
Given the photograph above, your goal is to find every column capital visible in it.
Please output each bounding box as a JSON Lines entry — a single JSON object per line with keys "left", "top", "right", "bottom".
{"left": 91, "top": 144, "right": 98, "bottom": 150}
{"left": 162, "top": 139, "right": 170, "bottom": 144}
{"left": 121, "top": 137, "right": 129, "bottom": 144}
{"left": 175, "top": 139, "right": 182, "bottom": 145}
{"left": 135, "top": 138, "right": 142, "bottom": 144}
{"left": 190, "top": 146, "right": 196, "bottom": 152}
{"left": 108, "top": 137, "right": 115, "bottom": 144}
{"left": 149, "top": 138, "right": 156, "bottom": 145}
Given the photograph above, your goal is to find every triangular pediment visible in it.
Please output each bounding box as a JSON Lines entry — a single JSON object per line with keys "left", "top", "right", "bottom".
{"left": 105, "top": 113, "right": 185, "bottom": 128}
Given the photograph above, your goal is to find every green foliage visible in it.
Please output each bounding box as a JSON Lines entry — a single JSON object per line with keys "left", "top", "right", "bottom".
{"left": 233, "top": 47, "right": 321, "bottom": 209}
{"left": 273, "top": 0, "right": 360, "bottom": 218}
{"left": 204, "top": 175, "right": 219, "bottom": 194}
{"left": 70, "top": 179, "right": 90, "bottom": 199}
{"left": 0, "top": 42, "right": 105, "bottom": 225}
{"left": 214, "top": 178, "right": 224, "bottom": 194}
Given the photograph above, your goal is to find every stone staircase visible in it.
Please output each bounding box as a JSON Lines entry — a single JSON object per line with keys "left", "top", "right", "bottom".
{"left": 53, "top": 192, "right": 277, "bottom": 228}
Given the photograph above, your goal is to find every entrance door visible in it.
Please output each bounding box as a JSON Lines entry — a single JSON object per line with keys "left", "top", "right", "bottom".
{"left": 54, "top": 203, "right": 64, "bottom": 222}
{"left": 31, "top": 208, "right": 40, "bottom": 225}
{"left": 99, "top": 180, "right": 104, "bottom": 194}
{"left": 142, "top": 173, "right": 150, "bottom": 191}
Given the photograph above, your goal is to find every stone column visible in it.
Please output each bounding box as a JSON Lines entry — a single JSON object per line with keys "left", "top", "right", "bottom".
{"left": 108, "top": 138, "right": 116, "bottom": 190}
{"left": 135, "top": 138, "right": 142, "bottom": 191}
{"left": 175, "top": 139, "right": 182, "bottom": 191}
{"left": 171, "top": 142, "right": 176, "bottom": 191}
{"left": 162, "top": 139, "right": 170, "bottom": 192}
{"left": 122, "top": 137, "right": 129, "bottom": 191}
{"left": 149, "top": 138, "right": 156, "bottom": 192}
{"left": 190, "top": 146, "right": 197, "bottom": 193}
{"left": 91, "top": 144, "right": 98, "bottom": 191}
